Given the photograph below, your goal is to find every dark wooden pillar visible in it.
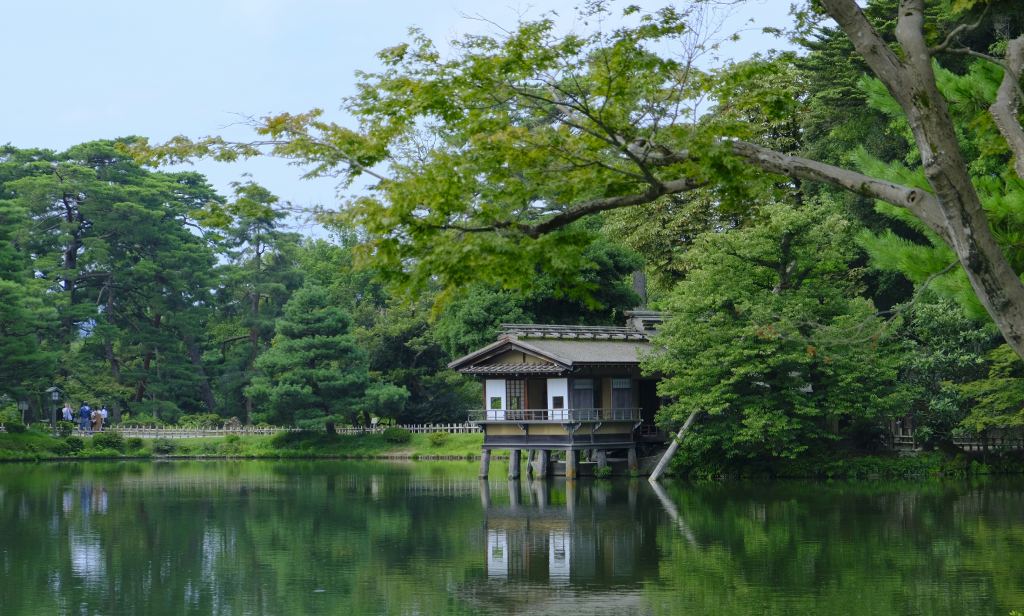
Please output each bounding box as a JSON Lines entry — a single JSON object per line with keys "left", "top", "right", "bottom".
{"left": 509, "top": 449, "right": 521, "bottom": 479}
{"left": 526, "top": 449, "right": 536, "bottom": 478}
{"left": 479, "top": 448, "right": 491, "bottom": 478}
{"left": 565, "top": 449, "right": 578, "bottom": 480}
{"left": 627, "top": 446, "right": 638, "bottom": 474}
{"left": 595, "top": 449, "right": 608, "bottom": 470}
{"left": 536, "top": 449, "right": 549, "bottom": 478}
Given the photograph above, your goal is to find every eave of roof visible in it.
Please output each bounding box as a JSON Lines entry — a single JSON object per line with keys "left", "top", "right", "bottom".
{"left": 447, "top": 335, "right": 573, "bottom": 371}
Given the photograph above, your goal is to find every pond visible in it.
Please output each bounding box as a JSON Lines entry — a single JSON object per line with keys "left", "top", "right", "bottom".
{"left": 0, "top": 460, "right": 1022, "bottom": 615}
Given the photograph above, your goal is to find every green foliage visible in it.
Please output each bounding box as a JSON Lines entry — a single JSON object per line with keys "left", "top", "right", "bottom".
{"left": 382, "top": 427, "right": 412, "bottom": 444}
{"left": 428, "top": 431, "right": 449, "bottom": 447}
{"left": 895, "top": 295, "right": 998, "bottom": 446}
{"left": 151, "top": 439, "right": 177, "bottom": 455}
{"left": 64, "top": 436, "right": 85, "bottom": 453}
{"left": 593, "top": 465, "right": 613, "bottom": 479}
{"left": 55, "top": 421, "right": 75, "bottom": 438}
{"left": 959, "top": 345, "right": 1024, "bottom": 431}
{"left": 246, "top": 285, "right": 370, "bottom": 428}
{"left": 177, "top": 413, "right": 222, "bottom": 429}
{"left": 125, "top": 437, "right": 144, "bottom": 451}
{"left": 649, "top": 201, "right": 910, "bottom": 461}
{"left": 3, "top": 421, "right": 26, "bottom": 434}
{"left": 91, "top": 431, "right": 125, "bottom": 452}
{"left": 120, "top": 414, "right": 165, "bottom": 428}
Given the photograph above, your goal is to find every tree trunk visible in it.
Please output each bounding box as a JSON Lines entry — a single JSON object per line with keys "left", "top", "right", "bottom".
{"left": 820, "top": 0, "right": 1024, "bottom": 359}
{"left": 133, "top": 313, "right": 161, "bottom": 402}
{"left": 185, "top": 333, "right": 217, "bottom": 412}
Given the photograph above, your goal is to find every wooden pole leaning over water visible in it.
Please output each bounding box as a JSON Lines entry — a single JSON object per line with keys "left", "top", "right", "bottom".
{"left": 648, "top": 410, "right": 700, "bottom": 483}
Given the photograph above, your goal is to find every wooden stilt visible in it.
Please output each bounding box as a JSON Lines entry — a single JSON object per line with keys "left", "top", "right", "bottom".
{"left": 596, "top": 449, "right": 608, "bottom": 470}
{"left": 479, "top": 448, "right": 491, "bottom": 479}
{"left": 526, "top": 449, "right": 536, "bottom": 478}
{"left": 508, "top": 479, "right": 521, "bottom": 508}
{"left": 536, "top": 449, "right": 549, "bottom": 478}
{"left": 479, "top": 479, "right": 492, "bottom": 508}
{"left": 566, "top": 449, "right": 578, "bottom": 480}
{"left": 509, "top": 449, "right": 521, "bottom": 479}
{"left": 627, "top": 446, "right": 638, "bottom": 474}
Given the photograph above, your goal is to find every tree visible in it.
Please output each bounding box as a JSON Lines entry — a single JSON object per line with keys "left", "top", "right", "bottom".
{"left": 1, "top": 140, "right": 223, "bottom": 420}
{"left": 138, "top": 1, "right": 1024, "bottom": 362}
{"left": 644, "top": 200, "right": 909, "bottom": 462}
{"left": 0, "top": 197, "right": 55, "bottom": 401}
{"left": 205, "top": 181, "right": 303, "bottom": 422}
{"left": 245, "top": 285, "right": 370, "bottom": 430}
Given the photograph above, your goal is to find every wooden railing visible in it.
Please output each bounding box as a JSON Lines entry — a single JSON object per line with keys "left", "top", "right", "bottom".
{"left": 112, "top": 426, "right": 300, "bottom": 439}
{"left": 0, "top": 422, "right": 481, "bottom": 439}
{"left": 467, "top": 408, "right": 641, "bottom": 422}
{"left": 335, "top": 423, "right": 480, "bottom": 435}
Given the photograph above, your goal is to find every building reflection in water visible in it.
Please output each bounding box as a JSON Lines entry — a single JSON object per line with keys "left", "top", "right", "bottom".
{"left": 479, "top": 478, "right": 661, "bottom": 589}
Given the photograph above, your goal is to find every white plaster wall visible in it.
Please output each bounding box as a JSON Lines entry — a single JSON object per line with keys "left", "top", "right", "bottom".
{"left": 488, "top": 530, "right": 509, "bottom": 579}
{"left": 547, "top": 378, "right": 568, "bottom": 420}
{"left": 485, "top": 379, "right": 506, "bottom": 420}
{"left": 549, "top": 530, "right": 571, "bottom": 585}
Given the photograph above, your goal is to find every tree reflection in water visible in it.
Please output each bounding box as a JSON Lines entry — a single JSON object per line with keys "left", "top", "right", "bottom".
{"left": 0, "top": 462, "right": 1023, "bottom": 615}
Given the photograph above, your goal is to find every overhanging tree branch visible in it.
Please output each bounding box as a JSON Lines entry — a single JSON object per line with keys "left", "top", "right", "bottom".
{"left": 990, "top": 35, "right": 1024, "bottom": 179}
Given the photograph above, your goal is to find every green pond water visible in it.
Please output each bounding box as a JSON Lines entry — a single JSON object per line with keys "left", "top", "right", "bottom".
{"left": 1, "top": 461, "right": 1023, "bottom": 615}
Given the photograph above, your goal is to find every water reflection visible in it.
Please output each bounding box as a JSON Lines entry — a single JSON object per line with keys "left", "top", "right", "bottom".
{"left": 1, "top": 462, "right": 1024, "bottom": 616}
{"left": 478, "top": 478, "right": 660, "bottom": 592}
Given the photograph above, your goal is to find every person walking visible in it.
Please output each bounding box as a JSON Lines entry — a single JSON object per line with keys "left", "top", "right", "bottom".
{"left": 90, "top": 407, "right": 101, "bottom": 433}
{"left": 99, "top": 405, "right": 109, "bottom": 431}
{"left": 62, "top": 402, "right": 74, "bottom": 422}
{"left": 78, "top": 402, "right": 92, "bottom": 434}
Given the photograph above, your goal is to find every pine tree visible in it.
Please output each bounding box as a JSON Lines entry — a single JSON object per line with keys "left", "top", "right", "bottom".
{"left": 245, "top": 286, "right": 368, "bottom": 430}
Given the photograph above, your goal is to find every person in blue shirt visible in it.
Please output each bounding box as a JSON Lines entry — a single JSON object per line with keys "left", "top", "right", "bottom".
{"left": 78, "top": 402, "right": 91, "bottom": 434}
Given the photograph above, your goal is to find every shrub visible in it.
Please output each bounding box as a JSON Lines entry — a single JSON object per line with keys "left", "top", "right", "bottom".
{"left": 51, "top": 437, "right": 85, "bottom": 455}
{"left": 3, "top": 421, "right": 26, "bottom": 433}
{"left": 428, "top": 431, "right": 450, "bottom": 447}
{"left": 91, "top": 431, "right": 125, "bottom": 452}
{"left": 56, "top": 421, "right": 75, "bottom": 437}
{"left": 178, "top": 413, "right": 222, "bottom": 429}
{"left": 224, "top": 434, "right": 241, "bottom": 444}
{"left": 125, "top": 438, "right": 145, "bottom": 451}
{"left": 120, "top": 414, "right": 164, "bottom": 428}
{"left": 593, "top": 465, "right": 613, "bottom": 479}
{"left": 152, "top": 439, "right": 177, "bottom": 455}
{"left": 382, "top": 427, "right": 412, "bottom": 444}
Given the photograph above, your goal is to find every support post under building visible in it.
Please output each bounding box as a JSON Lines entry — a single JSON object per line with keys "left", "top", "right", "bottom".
{"left": 479, "top": 449, "right": 491, "bottom": 479}
{"left": 508, "top": 449, "right": 521, "bottom": 479}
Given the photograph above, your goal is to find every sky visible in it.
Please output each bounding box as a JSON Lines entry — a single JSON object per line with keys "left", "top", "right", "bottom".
{"left": 0, "top": 0, "right": 793, "bottom": 230}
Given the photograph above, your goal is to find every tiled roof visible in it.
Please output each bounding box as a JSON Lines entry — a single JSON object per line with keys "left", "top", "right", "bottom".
{"left": 523, "top": 338, "right": 651, "bottom": 364}
{"left": 461, "top": 363, "right": 568, "bottom": 375}
{"left": 500, "top": 323, "right": 648, "bottom": 341}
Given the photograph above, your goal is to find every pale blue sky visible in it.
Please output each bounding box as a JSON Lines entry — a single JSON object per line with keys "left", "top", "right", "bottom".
{"left": 0, "top": 0, "right": 791, "bottom": 225}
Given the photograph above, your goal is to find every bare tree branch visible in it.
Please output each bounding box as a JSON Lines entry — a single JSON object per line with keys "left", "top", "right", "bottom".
{"left": 929, "top": 4, "right": 989, "bottom": 54}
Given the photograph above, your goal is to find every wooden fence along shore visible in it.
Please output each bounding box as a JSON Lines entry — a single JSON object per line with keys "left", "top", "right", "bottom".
{"left": 0, "top": 422, "right": 481, "bottom": 438}
{"left": 0, "top": 421, "right": 1016, "bottom": 452}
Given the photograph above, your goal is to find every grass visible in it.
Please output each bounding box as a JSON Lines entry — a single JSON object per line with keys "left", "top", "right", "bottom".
{"left": 0, "top": 429, "right": 485, "bottom": 462}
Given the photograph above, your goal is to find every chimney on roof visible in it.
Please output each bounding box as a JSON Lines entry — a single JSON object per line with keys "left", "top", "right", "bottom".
{"left": 632, "top": 270, "right": 648, "bottom": 309}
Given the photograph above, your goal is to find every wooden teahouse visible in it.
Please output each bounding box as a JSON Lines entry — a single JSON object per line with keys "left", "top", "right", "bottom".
{"left": 449, "top": 310, "right": 666, "bottom": 478}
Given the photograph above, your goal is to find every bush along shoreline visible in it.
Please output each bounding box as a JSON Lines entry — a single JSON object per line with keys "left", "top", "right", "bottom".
{"left": 0, "top": 427, "right": 486, "bottom": 463}
{"left": 4, "top": 427, "right": 1024, "bottom": 480}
